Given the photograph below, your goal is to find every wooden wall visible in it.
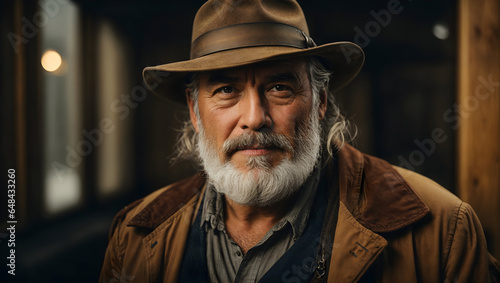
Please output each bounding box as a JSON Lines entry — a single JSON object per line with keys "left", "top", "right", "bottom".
{"left": 458, "top": 0, "right": 500, "bottom": 259}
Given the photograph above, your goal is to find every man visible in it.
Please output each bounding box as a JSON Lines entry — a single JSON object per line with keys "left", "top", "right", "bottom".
{"left": 100, "top": 0, "right": 500, "bottom": 282}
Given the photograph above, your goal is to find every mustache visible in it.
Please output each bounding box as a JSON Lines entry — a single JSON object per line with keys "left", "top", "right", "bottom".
{"left": 222, "top": 132, "right": 293, "bottom": 159}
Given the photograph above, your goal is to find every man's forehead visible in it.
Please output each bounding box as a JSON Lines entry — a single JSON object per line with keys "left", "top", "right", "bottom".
{"left": 199, "top": 58, "right": 308, "bottom": 82}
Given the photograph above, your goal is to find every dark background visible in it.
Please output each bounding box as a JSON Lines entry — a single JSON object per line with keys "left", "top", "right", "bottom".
{"left": 1, "top": 0, "right": 464, "bottom": 282}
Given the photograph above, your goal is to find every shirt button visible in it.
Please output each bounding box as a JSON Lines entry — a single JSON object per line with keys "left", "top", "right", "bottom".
{"left": 236, "top": 251, "right": 242, "bottom": 257}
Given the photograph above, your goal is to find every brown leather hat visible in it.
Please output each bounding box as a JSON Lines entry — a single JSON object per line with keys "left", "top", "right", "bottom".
{"left": 143, "top": 0, "right": 365, "bottom": 103}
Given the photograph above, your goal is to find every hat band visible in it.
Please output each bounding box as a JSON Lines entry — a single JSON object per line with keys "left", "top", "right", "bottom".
{"left": 190, "top": 22, "right": 316, "bottom": 59}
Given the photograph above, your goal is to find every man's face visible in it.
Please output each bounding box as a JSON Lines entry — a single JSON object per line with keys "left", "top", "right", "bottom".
{"left": 188, "top": 59, "right": 326, "bottom": 172}
{"left": 187, "top": 58, "right": 327, "bottom": 206}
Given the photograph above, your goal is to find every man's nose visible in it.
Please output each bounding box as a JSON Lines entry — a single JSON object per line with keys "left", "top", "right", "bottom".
{"left": 238, "top": 89, "right": 272, "bottom": 131}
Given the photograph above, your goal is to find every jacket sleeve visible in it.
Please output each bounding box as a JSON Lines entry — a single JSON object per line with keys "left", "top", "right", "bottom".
{"left": 99, "top": 199, "right": 143, "bottom": 283}
{"left": 444, "top": 202, "right": 500, "bottom": 282}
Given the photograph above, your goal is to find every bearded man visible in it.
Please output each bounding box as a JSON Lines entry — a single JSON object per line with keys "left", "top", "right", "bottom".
{"left": 99, "top": 0, "right": 499, "bottom": 282}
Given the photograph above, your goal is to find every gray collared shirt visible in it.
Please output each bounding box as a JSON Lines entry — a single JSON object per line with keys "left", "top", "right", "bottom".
{"left": 201, "top": 169, "right": 320, "bottom": 283}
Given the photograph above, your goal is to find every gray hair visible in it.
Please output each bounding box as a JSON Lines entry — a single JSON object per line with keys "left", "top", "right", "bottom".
{"left": 171, "top": 57, "right": 356, "bottom": 163}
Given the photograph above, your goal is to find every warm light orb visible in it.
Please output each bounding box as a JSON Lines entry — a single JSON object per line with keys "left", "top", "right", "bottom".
{"left": 41, "top": 50, "right": 62, "bottom": 72}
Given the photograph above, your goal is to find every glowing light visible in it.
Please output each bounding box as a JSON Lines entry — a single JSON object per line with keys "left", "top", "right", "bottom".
{"left": 432, "top": 24, "right": 449, "bottom": 40}
{"left": 41, "top": 50, "right": 62, "bottom": 72}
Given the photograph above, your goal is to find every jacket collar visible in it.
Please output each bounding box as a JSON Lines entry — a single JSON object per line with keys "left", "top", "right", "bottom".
{"left": 127, "top": 173, "right": 206, "bottom": 229}
{"left": 338, "top": 144, "right": 430, "bottom": 233}
{"left": 127, "top": 145, "right": 429, "bottom": 232}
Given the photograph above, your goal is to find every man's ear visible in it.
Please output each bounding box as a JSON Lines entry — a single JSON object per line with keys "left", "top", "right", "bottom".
{"left": 186, "top": 89, "right": 200, "bottom": 133}
{"left": 318, "top": 88, "right": 327, "bottom": 120}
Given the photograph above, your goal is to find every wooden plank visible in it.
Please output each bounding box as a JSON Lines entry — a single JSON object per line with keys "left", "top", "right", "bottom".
{"left": 458, "top": 0, "right": 500, "bottom": 259}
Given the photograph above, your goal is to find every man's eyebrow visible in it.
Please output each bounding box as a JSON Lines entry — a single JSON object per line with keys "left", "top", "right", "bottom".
{"left": 206, "top": 73, "right": 241, "bottom": 86}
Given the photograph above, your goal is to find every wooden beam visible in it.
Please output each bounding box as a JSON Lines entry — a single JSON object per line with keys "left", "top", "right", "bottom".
{"left": 458, "top": 0, "right": 500, "bottom": 259}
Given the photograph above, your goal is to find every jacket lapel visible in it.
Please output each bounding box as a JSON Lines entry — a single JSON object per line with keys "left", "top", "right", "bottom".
{"left": 328, "top": 202, "right": 387, "bottom": 282}
{"left": 328, "top": 145, "right": 430, "bottom": 281}
{"left": 125, "top": 174, "right": 207, "bottom": 282}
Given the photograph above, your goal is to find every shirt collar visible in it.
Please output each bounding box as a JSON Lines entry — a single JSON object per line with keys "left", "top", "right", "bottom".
{"left": 201, "top": 183, "right": 226, "bottom": 231}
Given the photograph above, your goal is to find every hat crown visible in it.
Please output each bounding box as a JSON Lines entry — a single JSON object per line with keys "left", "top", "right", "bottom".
{"left": 192, "top": 0, "right": 310, "bottom": 42}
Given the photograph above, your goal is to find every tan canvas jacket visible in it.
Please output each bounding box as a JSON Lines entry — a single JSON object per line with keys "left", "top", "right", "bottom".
{"left": 99, "top": 145, "right": 500, "bottom": 282}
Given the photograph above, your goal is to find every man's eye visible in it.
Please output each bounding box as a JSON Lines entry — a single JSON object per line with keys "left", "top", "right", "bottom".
{"left": 268, "top": 85, "right": 293, "bottom": 98}
{"left": 216, "top": 86, "right": 235, "bottom": 94}
{"left": 271, "top": 85, "right": 290, "bottom": 92}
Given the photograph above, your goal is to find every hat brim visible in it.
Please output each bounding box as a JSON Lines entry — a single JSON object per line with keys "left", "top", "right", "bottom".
{"left": 142, "top": 41, "right": 364, "bottom": 104}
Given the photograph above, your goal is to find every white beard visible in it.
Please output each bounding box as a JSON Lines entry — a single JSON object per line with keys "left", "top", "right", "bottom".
{"left": 196, "top": 108, "right": 322, "bottom": 207}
